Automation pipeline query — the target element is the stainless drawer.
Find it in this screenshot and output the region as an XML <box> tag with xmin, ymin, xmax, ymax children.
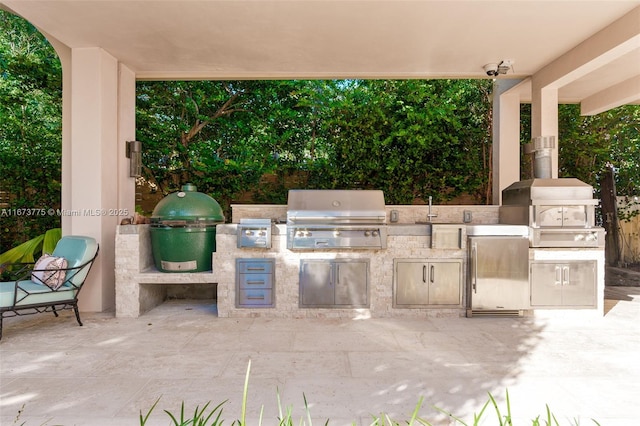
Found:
<box><xmin>236</xmin><ymin>258</ymin><xmax>275</xmax><ymax>308</ymax></box>
<box><xmin>237</xmin><ymin>260</ymin><xmax>274</xmax><ymax>274</ymax></box>
<box><xmin>238</xmin><ymin>289</ymin><xmax>273</xmax><ymax>306</ymax></box>
<box><xmin>238</xmin><ymin>273</ymin><xmax>273</xmax><ymax>289</ymax></box>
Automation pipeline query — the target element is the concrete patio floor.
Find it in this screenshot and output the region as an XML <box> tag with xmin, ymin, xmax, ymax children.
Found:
<box><xmin>1</xmin><ymin>287</ymin><xmax>639</xmax><ymax>426</ymax></box>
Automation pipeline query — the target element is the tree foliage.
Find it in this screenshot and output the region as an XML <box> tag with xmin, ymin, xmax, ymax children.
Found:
<box><xmin>0</xmin><ymin>11</ymin><xmax>62</xmax><ymax>252</ymax></box>
<box><xmin>136</xmin><ymin>78</ymin><xmax>494</xmax><ymax>215</ymax></box>
<box><xmin>520</xmin><ymin>103</ymin><xmax>640</xmax><ymax>195</ymax></box>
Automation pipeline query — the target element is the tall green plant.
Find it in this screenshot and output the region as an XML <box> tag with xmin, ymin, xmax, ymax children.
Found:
<box><xmin>0</xmin><ymin>227</ymin><xmax>61</xmax><ymax>265</ymax></box>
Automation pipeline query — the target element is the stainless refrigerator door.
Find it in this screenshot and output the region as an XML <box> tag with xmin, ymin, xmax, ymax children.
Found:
<box><xmin>469</xmin><ymin>236</ymin><xmax>530</xmax><ymax>310</ymax></box>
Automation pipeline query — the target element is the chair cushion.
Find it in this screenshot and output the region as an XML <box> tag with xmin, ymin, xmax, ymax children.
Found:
<box><xmin>0</xmin><ymin>280</ymin><xmax>76</xmax><ymax>309</ymax></box>
<box><xmin>32</xmin><ymin>254</ymin><xmax>68</xmax><ymax>290</ymax></box>
<box><xmin>52</xmin><ymin>236</ymin><xmax>98</xmax><ymax>287</ymax></box>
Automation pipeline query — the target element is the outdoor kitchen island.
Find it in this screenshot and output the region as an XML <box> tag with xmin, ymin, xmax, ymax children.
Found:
<box><xmin>213</xmin><ymin>219</ymin><xmax>468</xmax><ymax>319</ymax></box>
<box><xmin>115</xmin><ymin>188</ymin><xmax>605</xmax><ymax>318</ymax></box>
<box><xmin>211</xmin><ymin>194</ymin><xmax>605</xmax><ymax>319</ymax></box>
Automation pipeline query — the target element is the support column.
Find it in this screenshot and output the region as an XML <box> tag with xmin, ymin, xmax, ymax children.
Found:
<box><xmin>530</xmin><ymin>82</ymin><xmax>559</xmax><ymax>178</ymax></box>
<box><xmin>492</xmin><ymin>79</ymin><xmax>523</xmax><ymax>205</ymax></box>
<box><xmin>57</xmin><ymin>47</ymin><xmax>136</xmax><ymax>312</ymax></box>
<box><xmin>118</xmin><ymin>64</ymin><xmax>137</xmax><ymax>215</ymax></box>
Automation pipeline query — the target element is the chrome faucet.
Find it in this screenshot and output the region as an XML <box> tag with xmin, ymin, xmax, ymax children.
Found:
<box><xmin>427</xmin><ymin>196</ymin><xmax>438</xmax><ymax>222</ymax></box>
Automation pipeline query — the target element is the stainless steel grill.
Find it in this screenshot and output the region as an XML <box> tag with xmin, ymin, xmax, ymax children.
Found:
<box><xmin>237</xmin><ymin>218</ymin><xmax>272</xmax><ymax>248</ymax></box>
<box><xmin>499</xmin><ymin>178</ymin><xmax>605</xmax><ymax>247</ymax></box>
<box><xmin>286</xmin><ymin>190</ymin><xmax>387</xmax><ymax>250</ymax></box>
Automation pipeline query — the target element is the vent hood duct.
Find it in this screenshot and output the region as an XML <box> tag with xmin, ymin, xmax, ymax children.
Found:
<box><xmin>525</xmin><ymin>136</ymin><xmax>555</xmax><ymax>179</ymax></box>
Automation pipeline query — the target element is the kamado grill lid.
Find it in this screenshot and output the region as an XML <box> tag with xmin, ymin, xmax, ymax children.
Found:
<box><xmin>151</xmin><ymin>183</ymin><xmax>225</xmax><ymax>226</ymax></box>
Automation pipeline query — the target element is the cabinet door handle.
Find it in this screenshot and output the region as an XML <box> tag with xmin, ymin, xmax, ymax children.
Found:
<box><xmin>246</xmin><ymin>280</ymin><xmax>265</xmax><ymax>285</ymax></box>
<box><xmin>247</xmin><ymin>267</ymin><xmax>265</xmax><ymax>271</ymax></box>
<box><xmin>563</xmin><ymin>266</ymin><xmax>570</xmax><ymax>285</ymax></box>
<box><xmin>555</xmin><ymin>266</ymin><xmax>562</xmax><ymax>286</ymax></box>
<box><xmin>430</xmin><ymin>265</ymin><xmax>435</xmax><ymax>284</ymax></box>
<box><xmin>247</xmin><ymin>295</ymin><xmax>265</xmax><ymax>300</ymax></box>
<box><xmin>423</xmin><ymin>265</ymin><xmax>427</xmax><ymax>283</ymax></box>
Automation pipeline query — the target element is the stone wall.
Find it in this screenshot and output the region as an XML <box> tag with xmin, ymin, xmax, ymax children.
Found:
<box><xmin>115</xmin><ymin>225</ymin><xmax>217</xmax><ymax>317</ymax></box>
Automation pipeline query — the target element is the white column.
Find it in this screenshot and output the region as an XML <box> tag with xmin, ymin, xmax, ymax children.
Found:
<box><xmin>492</xmin><ymin>79</ymin><xmax>523</xmax><ymax>205</ymax></box>
<box><xmin>60</xmin><ymin>47</ymin><xmax>132</xmax><ymax>312</ymax></box>
<box><xmin>118</xmin><ymin>64</ymin><xmax>137</xmax><ymax>215</ymax></box>
<box><xmin>531</xmin><ymin>81</ymin><xmax>559</xmax><ymax>178</ymax></box>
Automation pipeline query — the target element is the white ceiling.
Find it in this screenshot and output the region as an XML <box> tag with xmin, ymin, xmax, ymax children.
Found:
<box><xmin>2</xmin><ymin>0</ymin><xmax>640</xmax><ymax>108</ymax></box>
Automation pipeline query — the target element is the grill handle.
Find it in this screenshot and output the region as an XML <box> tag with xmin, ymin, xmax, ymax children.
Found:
<box><xmin>471</xmin><ymin>243</ymin><xmax>478</xmax><ymax>294</ymax></box>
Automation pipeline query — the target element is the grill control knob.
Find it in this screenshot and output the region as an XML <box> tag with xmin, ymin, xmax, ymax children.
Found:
<box><xmin>245</xmin><ymin>230</ymin><xmax>253</xmax><ymax>236</ymax></box>
<box><xmin>372</xmin><ymin>230</ymin><xmax>379</xmax><ymax>237</ymax></box>
<box><xmin>364</xmin><ymin>231</ymin><xmax>371</xmax><ymax>237</ymax></box>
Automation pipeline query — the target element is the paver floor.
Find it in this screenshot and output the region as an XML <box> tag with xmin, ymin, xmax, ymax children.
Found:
<box><xmin>1</xmin><ymin>287</ymin><xmax>639</xmax><ymax>425</ymax></box>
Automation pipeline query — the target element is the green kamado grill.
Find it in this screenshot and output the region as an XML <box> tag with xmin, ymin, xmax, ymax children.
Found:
<box><xmin>150</xmin><ymin>184</ymin><xmax>225</xmax><ymax>272</ymax></box>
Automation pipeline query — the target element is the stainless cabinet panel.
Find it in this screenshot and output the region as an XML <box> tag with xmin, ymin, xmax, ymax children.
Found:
<box><xmin>394</xmin><ymin>260</ymin><xmax>462</xmax><ymax>307</ymax></box>
<box><xmin>300</xmin><ymin>261</ymin><xmax>334</xmax><ymax>306</ymax></box>
<box><xmin>430</xmin><ymin>262</ymin><xmax>462</xmax><ymax>305</ymax></box>
<box><xmin>431</xmin><ymin>224</ymin><xmax>466</xmax><ymax>249</ymax></box>
<box><xmin>395</xmin><ymin>262</ymin><xmax>430</xmax><ymax>305</ymax></box>
<box><xmin>530</xmin><ymin>261</ymin><xmax>596</xmax><ymax>307</ymax></box>
<box><xmin>529</xmin><ymin>262</ymin><xmax>563</xmax><ymax>306</ymax></box>
<box><xmin>334</xmin><ymin>261</ymin><xmax>368</xmax><ymax>306</ymax></box>
<box><xmin>300</xmin><ymin>259</ymin><xmax>369</xmax><ymax>307</ymax></box>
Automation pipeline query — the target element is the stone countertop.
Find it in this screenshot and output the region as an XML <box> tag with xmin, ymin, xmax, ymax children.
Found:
<box><xmin>215</xmin><ymin>223</ymin><xmax>433</xmax><ymax>236</ymax></box>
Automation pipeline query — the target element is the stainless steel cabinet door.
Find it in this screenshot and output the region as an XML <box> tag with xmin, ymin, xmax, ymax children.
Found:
<box><xmin>429</xmin><ymin>262</ymin><xmax>462</xmax><ymax>305</ymax></box>
<box><xmin>300</xmin><ymin>260</ymin><xmax>333</xmax><ymax>306</ymax></box>
<box><xmin>300</xmin><ymin>259</ymin><xmax>369</xmax><ymax>307</ymax></box>
<box><xmin>395</xmin><ymin>260</ymin><xmax>461</xmax><ymax>307</ymax></box>
<box><xmin>562</xmin><ymin>261</ymin><xmax>596</xmax><ymax>306</ymax></box>
<box><xmin>395</xmin><ymin>262</ymin><xmax>430</xmax><ymax>306</ymax></box>
<box><xmin>529</xmin><ymin>262</ymin><xmax>563</xmax><ymax>306</ymax></box>
<box><xmin>334</xmin><ymin>261</ymin><xmax>368</xmax><ymax>306</ymax></box>
<box><xmin>530</xmin><ymin>261</ymin><xmax>596</xmax><ymax>307</ymax></box>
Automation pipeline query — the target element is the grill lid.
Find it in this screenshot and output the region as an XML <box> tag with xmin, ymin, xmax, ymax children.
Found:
<box><xmin>287</xmin><ymin>189</ymin><xmax>386</xmax><ymax>224</ymax></box>
<box><xmin>502</xmin><ymin>178</ymin><xmax>597</xmax><ymax>206</ymax></box>
<box><xmin>151</xmin><ymin>183</ymin><xmax>225</xmax><ymax>226</ymax></box>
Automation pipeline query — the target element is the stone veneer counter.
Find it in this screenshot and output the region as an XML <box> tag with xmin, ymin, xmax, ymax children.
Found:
<box><xmin>213</xmin><ymin>223</ymin><xmax>467</xmax><ymax>318</ymax></box>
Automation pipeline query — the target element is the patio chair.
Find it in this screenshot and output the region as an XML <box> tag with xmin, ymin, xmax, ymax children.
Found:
<box><xmin>0</xmin><ymin>236</ymin><xmax>99</xmax><ymax>340</ymax></box>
